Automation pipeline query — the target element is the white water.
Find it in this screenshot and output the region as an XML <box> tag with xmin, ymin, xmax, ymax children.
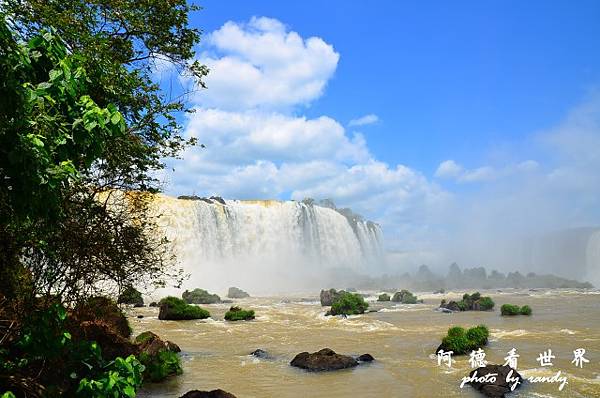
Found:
<box><xmin>152</xmin><ymin>195</ymin><xmax>383</xmax><ymax>294</ymax></box>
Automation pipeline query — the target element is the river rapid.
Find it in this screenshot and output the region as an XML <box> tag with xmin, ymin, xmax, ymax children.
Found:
<box><xmin>133</xmin><ymin>289</ymin><xmax>600</xmax><ymax>398</ymax></box>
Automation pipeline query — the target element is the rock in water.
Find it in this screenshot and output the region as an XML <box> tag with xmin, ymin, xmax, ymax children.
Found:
<box><xmin>357</xmin><ymin>353</ymin><xmax>375</xmax><ymax>362</ymax></box>
<box><xmin>467</xmin><ymin>365</ymin><xmax>523</xmax><ymax>398</ymax></box>
<box><xmin>290</xmin><ymin>348</ymin><xmax>358</xmax><ymax>371</ymax></box>
<box><xmin>320</xmin><ymin>288</ymin><xmax>345</xmax><ymax>306</ymax></box>
<box><xmin>180</xmin><ymin>390</ymin><xmax>237</xmax><ymax>398</ymax></box>
<box><xmin>135</xmin><ymin>331</ymin><xmax>181</xmax><ymax>355</ymax></box>
<box><xmin>250</xmin><ymin>349</ymin><xmax>272</xmax><ymax>359</ymax></box>
<box><xmin>227</xmin><ymin>287</ymin><xmax>250</xmax><ymax>299</ymax></box>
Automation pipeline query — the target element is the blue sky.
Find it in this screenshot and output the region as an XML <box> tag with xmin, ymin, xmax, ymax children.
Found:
<box><xmin>160</xmin><ymin>1</ymin><xmax>600</xmax><ymax>268</ymax></box>
<box><xmin>192</xmin><ymin>0</ymin><xmax>600</xmax><ymax>175</ymax></box>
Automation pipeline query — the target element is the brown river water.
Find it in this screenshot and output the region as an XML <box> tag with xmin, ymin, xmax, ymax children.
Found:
<box><xmin>132</xmin><ymin>289</ymin><xmax>600</xmax><ymax>398</ymax></box>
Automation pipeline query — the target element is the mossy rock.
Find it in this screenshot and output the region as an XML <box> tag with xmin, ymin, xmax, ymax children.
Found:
<box><xmin>182</xmin><ymin>288</ymin><xmax>220</xmax><ymax>304</ymax></box>
<box><xmin>73</xmin><ymin>296</ymin><xmax>131</xmax><ymax>338</ymax></box>
<box><xmin>326</xmin><ymin>292</ymin><xmax>369</xmax><ymax>316</ymax></box>
<box><xmin>138</xmin><ymin>350</ymin><xmax>182</xmax><ymax>382</ymax></box>
<box><xmin>224</xmin><ymin>306</ymin><xmax>255</xmax><ymax>321</ymax></box>
<box><xmin>391</xmin><ymin>289</ymin><xmax>418</xmax><ymax>304</ymax></box>
<box><xmin>501</xmin><ymin>304</ymin><xmax>532</xmax><ymax>316</ymax></box>
<box><xmin>437</xmin><ymin>325</ymin><xmax>489</xmax><ymax>355</ymax></box>
<box><xmin>377</xmin><ymin>293</ymin><xmax>391</xmax><ymax>302</ymax></box>
<box><xmin>227</xmin><ymin>287</ymin><xmax>250</xmax><ymax>299</ymax></box>
<box><xmin>158</xmin><ymin>296</ymin><xmax>211</xmax><ymax>320</ymax></box>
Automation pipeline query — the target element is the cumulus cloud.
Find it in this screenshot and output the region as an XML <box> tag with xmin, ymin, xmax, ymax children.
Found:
<box><xmin>166</xmin><ymin>16</ymin><xmax>600</xmax><ymax>282</ymax></box>
<box><xmin>192</xmin><ymin>16</ymin><xmax>339</xmax><ymax>111</ymax></box>
<box><xmin>348</xmin><ymin>114</ymin><xmax>379</xmax><ymax>127</ymax></box>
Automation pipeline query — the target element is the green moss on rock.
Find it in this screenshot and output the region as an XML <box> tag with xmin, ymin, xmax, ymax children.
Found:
<box><xmin>224</xmin><ymin>306</ymin><xmax>255</xmax><ymax>321</ymax></box>
<box><xmin>501</xmin><ymin>303</ymin><xmax>532</xmax><ymax>316</ymax></box>
<box><xmin>391</xmin><ymin>289</ymin><xmax>419</xmax><ymax>304</ymax></box>
<box><xmin>158</xmin><ymin>296</ymin><xmax>210</xmax><ymax>320</ymax></box>
<box><xmin>377</xmin><ymin>293</ymin><xmax>391</xmax><ymax>302</ymax></box>
<box><xmin>438</xmin><ymin>325</ymin><xmax>489</xmax><ymax>355</ymax></box>
<box><xmin>181</xmin><ymin>288</ymin><xmax>220</xmax><ymax>304</ymax></box>
<box><xmin>326</xmin><ymin>292</ymin><xmax>369</xmax><ymax>316</ymax></box>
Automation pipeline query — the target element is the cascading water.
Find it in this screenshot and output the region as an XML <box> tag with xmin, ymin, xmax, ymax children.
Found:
<box><xmin>152</xmin><ymin>195</ymin><xmax>383</xmax><ymax>294</ymax></box>
<box><xmin>586</xmin><ymin>230</ymin><xmax>600</xmax><ymax>285</ymax></box>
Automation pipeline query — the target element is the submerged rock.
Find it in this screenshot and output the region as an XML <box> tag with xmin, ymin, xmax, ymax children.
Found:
<box><xmin>467</xmin><ymin>364</ymin><xmax>523</xmax><ymax>398</ymax></box>
<box><xmin>180</xmin><ymin>390</ymin><xmax>237</xmax><ymax>398</ymax></box>
<box><xmin>290</xmin><ymin>348</ymin><xmax>358</xmax><ymax>371</ymax></box>
<box><xmin>227</xmin><ymin>287</ymin><xmax>250</xmax><ymax>299</ymax></box>
<box><xmin>250</xmin><ymin>349</ymin><xmax>272</xmax><ymax>359</ymax></box>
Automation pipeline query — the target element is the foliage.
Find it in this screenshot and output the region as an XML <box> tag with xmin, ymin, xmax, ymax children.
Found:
<box><xmin>377</xmin><ymin>293</ymin><xmax>391</xmax><ymax>302</ymax></box>
<box><xmin>118</xmin><ymin>286</ymin><xmax>144</xmax><ymax>306</ymax></box>
<box><xmin>0</xmin><ymin>304</ymin><xmax>143</xmax><ymax>397</ymax></box>
<box><xmin>158</xmin><ymin>297</ymin><xmax>210</xmax><ymax>320</ymax></box>
<box><xmin>477</xmin><ymin>296</ymin><xmax>495</xmax><ymax>310</ymax></box>
<box><xmin>448</xmin><ymin>292</ymin><xmax>495</xmax><ymax>311</ymax></box>
<box><xmin>327</xmin><ymin>293</ymin><xmax>369</xmax><ymax>316</ymax></box>
<box><xmin>137</xmin><ymin>350</ymin><xmax>182</xmax><ymax>383</ymax></box>
<box><xmin>1</xmin><ymin>392</ymin><xmax>16</xmax><ymax>398</ymax></box>
<box><xmin>76</xmin><ymin>355</ymin><xmax>144</xmax><ymax>397</ymax></box>
<box><xmin>182</xmin><ymin>288</ymin><xmax>220</xmax><ymax>304</ymax></box>
<box><xmin>520</xmin><ymin>305</ymin><xmax>532</xmax><ymax>315</ymax></box>
<box><xmin>501</xmin><ymin>304</ymin><xmax>532</xmax><ymax>316</ymax></box>
<box><xmin>224</xmin><ymin>306</ymin><xmax>255</xmax><ymax>321</ymax></box>
<box><xmin>392</xmin><ymin>289</ymin><xmax>419</xmax><ymax>304</ymax></box>
<box><xmin>440</xmin><ymin>325</ymin><xmax>489</xmax><ymax>355</ymax></box>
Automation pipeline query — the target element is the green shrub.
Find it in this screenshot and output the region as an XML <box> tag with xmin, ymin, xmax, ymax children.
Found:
<box><xmin>158</xmin><ymin>296</ymin><xmax>210</xmax><ymax>320</ymax></box>
<box><xmin>392</xmin><ymin>289</ymin><xmax>418</xmax><ymax>304</ymax></box>
<box><xmin>520</xmin><ymin>305</ymin><xmax>532</xmax><ymax>315</ymax></box>
<box><xmin>327</xmin><ymin>292</ymin><xmax>369</xmax><ymax>316</ymax></box>
<box><xmin>117</xmin><ymin>286</ymin><xmax>144</xmax><ymax>306</ymax></box>
<box><xmin>182</xmin><ymin>288</ymin><xmax>220</xmax><ymax>304</ymax></box>
<box><xmin>501</xmin><ymin>304</ymin><xmax>521</xmax><ymax>316</ymax></box>
<box><xmin>477</xmin><ymin>296</ymin><xmax>495</xmax><ymax>310</ymax></box>
<box><xmin>138</xmin><ymin>350</ymin><xmax>182</xmax><ymax>382</ymax></box>
<box><xmin>439</xmin><ymin>325</ymin><xmax>489</xmax><ymax>355</ymax></box>
<box><xmin>378</xmin><ymin>293</ymin><xmax>391</xmax><ymax>302</ymax></box>
<box><xmin>77</xmin><ymin>355</ymin><xmax>144</xmax><ymax>397</ymax></box>
<box><xmin>224</xmin><ymin>306</ymin><xmax>255</xmax><ymax>321</ymax></box>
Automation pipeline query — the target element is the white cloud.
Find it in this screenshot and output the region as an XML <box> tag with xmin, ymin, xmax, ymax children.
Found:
<box><xmin>193</xmin><ymin>17</ymin><xmax>339</xmax><ymax>111</ymax></box>
<box><xmin>435</xmin><ymin>160</ymin><xmax>463</xmax><ymax>179</ymax></box>
<box><xmin>348</xmin><ymin>114</ymin><xmax>379</xmax><ymax>127</ymax></box>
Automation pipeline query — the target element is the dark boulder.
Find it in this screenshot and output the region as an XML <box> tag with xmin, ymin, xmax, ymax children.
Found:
<box><xmin>467</xmin><ymin>364</ymin><xmax>523</xmax><ymax>398</ymax></box>
<box><xmin>290</xmin><ymin>348</ymin><xmax>358</xmax><ymax>371</ymax></box>
<box><xmin>319</xmin><ymin>289</ymin><xmax>345</xmax><ymax>306</ymax></box>
<box><xmin>441</xmin><ymin>300</ymin><xmax>462</xmax><ymax>312</ymax></box>
<box><xmin>357</xmin><ymin>353</ymin><xmax>375</xmax><ymax>362</ymax></box>
<box><xmin>210</xmin><ymin>196</ymin><xmax>227</xmax><ymax>205</ymax></box>
<box><xmin>180</xmin><ymin>390</ymin><xmax>237</xmax><ymax>398</ymax></box>
<box><xmin>72</xmin><ymin>321</ymin><xmax>137</xmax><ymax>360</ymax></box>
<box><xmin>135</xmin><ymin>331</ymin><xmax>181</xmax><ymax>355</ymax></box>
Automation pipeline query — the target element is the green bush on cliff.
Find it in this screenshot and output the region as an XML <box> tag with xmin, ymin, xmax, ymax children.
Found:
<box><xmin>378</xmin><ymin>293</ymin><xmax>391</xmax><ymax>302</ymax></box>
<box><xmin>327</xmin><ymin>292</ymin><xmax>369</xmax><ymax>316</ymax></box>
<box><xmin>501</xmin><ymin>304</ymin><xmax>532</xmax><ymax>316</ymax></box>
<box><xmin>158</xmin><ymin>297</ymin><xmax>210</xmax><ymax>320</ymax></box>
<box><xmin>182</xmin><ymin>288</ymin><xmax>221</xmax><ymax>304</ymax></box>
<box><xmin>224</xmin><ymin>306</ymin><xmax>255</xmax><ymax>321</ymax></box>
<box><xmin>440</xmin><ymin>325</ymin><xmax>489</xmax><ymax>355</ymax></box>
<box><xmin>477</xmin><ymin>296</ymin><xmax>495</xmax><ymax>310</ymax></box>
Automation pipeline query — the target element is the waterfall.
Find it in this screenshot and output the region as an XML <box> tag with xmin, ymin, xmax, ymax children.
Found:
<box><xmin>152</xmin><ymin>195</ymin><xmax>383</xmax><ymax>293</ymax></box>
<box><xmin>586</xmin><ymin>230</ymin><xmax>600</xmax><ymax>284</ymax></box>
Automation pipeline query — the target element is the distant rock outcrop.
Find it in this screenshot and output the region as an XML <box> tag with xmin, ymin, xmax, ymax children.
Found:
<box><xmin>227</xmin><ymin>287</ymin><xmax>250</xmax><ymax>299</ymax></box>
<box><xmin>182</xmin><ymin>288</ymin><xmax>221</xmax><ymax>304</ymax></box>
